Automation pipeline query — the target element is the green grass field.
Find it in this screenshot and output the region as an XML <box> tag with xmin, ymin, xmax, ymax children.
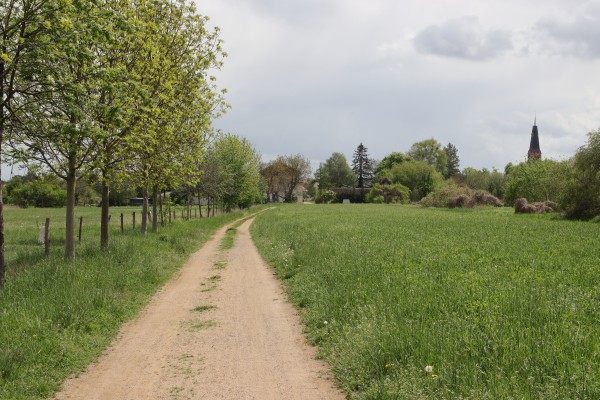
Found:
<box><xmin>0</xmin><ymin>204</ymin><xmax>250</xmax><ymax>400</ymax></box>
<box><xmin>251</xmin><ymin>204</ymin><xmax>600</xmax><ymax>399</ymax></box>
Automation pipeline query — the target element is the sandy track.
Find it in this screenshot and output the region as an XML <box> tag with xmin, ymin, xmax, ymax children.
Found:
<box><xmin>54</xmin><ymin>217</ymin><xmax>344</xmax><ymax>400</ymax></box>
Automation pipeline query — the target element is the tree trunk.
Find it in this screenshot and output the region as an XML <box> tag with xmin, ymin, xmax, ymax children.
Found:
<box><xmin>152</xmin><ymin>188</ymin><xmax>159</xmax><ymax>232</ymax></box>
<box><xmin>0</xmin><ymin>64</ymin><xmax>6</xmax><ymax>287</ymax></box>
<box><xmin>198</xmin><ymin>191</ymin><xmax>203</xmax><ymax>218</ymax></box>
<box><xmin>0</xmin><ymin>143</ymin><xmax>4</xmax><ymax>287</ymax></box>
<box><xmin>141</xmin><ymin>181</ymin><xmax>149</xmax><ymax>235</ymax></box>
<box><xmin>159</xmin><ymin>192</ymin><xmax>164</xmax><ymax>226</ymax></box>
<box><xmin>65</xmin><ymin>169</ymin><xmax>77</xmax><ymax>260</ymax></box>
<box><xmin>100</xmin><ymin>179</ymin><xmax>110</xmax><ymax>249</ymax></box>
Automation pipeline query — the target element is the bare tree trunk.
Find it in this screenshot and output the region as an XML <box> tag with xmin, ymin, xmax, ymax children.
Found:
<box><xmin>100</xmin><ymin>179</ymin><xmax>110</xmax><ymax>249</ymax></box>
<box><xmin>65</xmin><ymin>168</ymin><xmax>77</xmax><ymax>260</ymax></box>
<box><xmin>152</xmin><ymin>187</ymin><xmax>159</xmax><ymax>232</ymax></box>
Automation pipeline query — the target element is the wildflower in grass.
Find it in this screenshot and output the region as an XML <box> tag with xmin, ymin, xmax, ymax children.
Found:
<box><xmin>324</xmin><ymin>320</ymin><xmax>328</xmax><ymax>325</ymax></box>
<box><xmin>425</xmin><ymin>365</ymin><xmax>433</xmax><ymax>374</ymax></box>
<box><xmin>385</xmin><ymin>363</ymin><xmax>394</xmax><ymax>369</ymax></box>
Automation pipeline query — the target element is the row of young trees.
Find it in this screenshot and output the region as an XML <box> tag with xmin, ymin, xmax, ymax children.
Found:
<box><xmin>0</xmin><ymin>0</ymin><xmax>241</xmax><ymax>286</ymax></box>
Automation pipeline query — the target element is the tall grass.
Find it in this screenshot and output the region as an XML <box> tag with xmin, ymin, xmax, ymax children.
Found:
<box><xmin>0</xmin><ymin>205</ymin><xmax>254</xmax><ymax>400</ymax></box>
<box><xmin>251</xmin><ymin>204</ymin><xmax>600</xmax><ymax>399</ymax></box>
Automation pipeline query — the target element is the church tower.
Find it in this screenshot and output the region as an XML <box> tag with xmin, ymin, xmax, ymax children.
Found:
<box><xmin>527</xmin><ymin>117</ymin><xmax>541</xmax><ymax>161</ymax></box>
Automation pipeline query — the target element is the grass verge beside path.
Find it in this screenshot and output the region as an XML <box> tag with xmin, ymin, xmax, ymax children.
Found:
<box><xmin>0</xmin><ymin>206</ymin><xmax>260</xmax><ymax>400</ymax></box>
<box><xmin>251</xmin><ymin>204</ymin><xmax>600</xmax><ymax>399</ymax></box>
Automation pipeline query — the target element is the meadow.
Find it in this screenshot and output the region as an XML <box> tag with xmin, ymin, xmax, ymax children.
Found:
<box><xmin>251</xmin><ymin>204</ymin><xmax>600</xmax><ymax>399</ymax></box>
<box><xmin>0</xmin><ymin>204</ymin><xmax>252</xmax><ymax>400</ymax></box>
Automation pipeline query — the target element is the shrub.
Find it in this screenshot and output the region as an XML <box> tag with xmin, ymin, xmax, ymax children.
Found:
<box><xmin>468</xmin><ymin>190</ymin><xmax>502</xmax><ymax>207</ymax></box>
<box><xmin>330</xmin><ymin>187</ymin><xmax>369</xmax><ymax>204</ymax></box>
<box><xmin>366</xmin><ymin>183</ymin><xmax>410</xmax><ymax>204</ymax></box>
<box><xmin>504</xmin><ymin>159</ymin><xmax>572</xmax><ymax>206</ymax></box>
<box><xmin>9</xmin><ymin>180</ymin><xmax>67</xmax><ymax>208</ymax></box>
<box><xmin>420</xmin><ymin>185</ymin><xmax>502</xmax><ymax>208</ymax></box>
<box><xmin>514</xmin><ymin>198</ymin><xmax>560</xmax><ymax>214</ymax></box>
<box><xmin>419</xmin><ymin>183</ymin><xmax>469</xmax><ymax>208</ymax></box>
<box><xmin>561</xmin><ymin>130</ymin><xmax>600</xmax><ymax>220</ymax></box>
<box><xmin>450</xmin><ymin>194</ymin><xmax>469</xmax><ymax>208</ymax></box>
<box><xmin>315</xmin><ymin>190</ymin><xmax>336</xmax><ymax>204</ymax></box>
<box><xmin>514</xmin><ymin>198</ymin><xmax>529</xmax><ymax>213</ymax></box>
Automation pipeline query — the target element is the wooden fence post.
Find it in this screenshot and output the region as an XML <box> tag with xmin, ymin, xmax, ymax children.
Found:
<box><xmin>133</xmin><ymin>212</ymin><xmax>136</xmax><ymax>229</ymax></box>
<box><xmin>169</xmin><ymin>208</ymin><xmax>172</xmax><ymax>224</ymax></box>
<box><xmin>120</xmin><ymin>213</ymin><xmax>124</xmax><ymax>233</ymax></box>
<box><xmin>78</xmin><ymin>216</ymin><xmax>83</xmax><ymax>243</ymax></box>
<box><xmin>44</xmin><ymin>218</ymin><xmax>50</xmax><ymax>256</ymax></box>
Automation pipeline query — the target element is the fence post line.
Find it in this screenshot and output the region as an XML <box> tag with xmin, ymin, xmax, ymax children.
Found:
<box><xmin>44</xmin><ymin>218</ymin><xmax>50</xmax><ymax>256</ymax></box>
<box><xmin>133</xmin><ymin>212</ymin><xmax>136</xmax><ymax>229</ymax></box>
<box><xmin>78</xmin><ymin>216</ymin><xmax>83</xmax><ymax>244</ymax></box>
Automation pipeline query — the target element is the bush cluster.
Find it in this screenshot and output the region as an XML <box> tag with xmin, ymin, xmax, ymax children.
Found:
<box><xmin>330</xmin><ymin>187</ymin><xmax>369</xmax><ymax>203</ymax></box>
<box><xmin>514</xmin><ymin>198</ymin><xmax>559</xmax><ymax>214</ymax></box>
<box><xmin>9</xmin><ymin>180</ymin><xmax>67</xmax><ymax>208</ymax></box>
<box><xmin>366</xmin><ymin>182</ymin><xmax>410</xmax><ymax>204</ymax></box>
<box><xmin>420</xmin><ymin>185</ymin><xmax>502</xmax><ymax>208</ymax></box>
<box><xmin>314</xmin><ymin>190</ymin><xmax>336</xmax><ymax>204</ymax></box>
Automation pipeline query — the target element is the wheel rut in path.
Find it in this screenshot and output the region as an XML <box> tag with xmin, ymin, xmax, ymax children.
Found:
<box><xmin>54</xmin><ymin>217</ymin><xmax>344</xmax><ymax>400</ymax></box>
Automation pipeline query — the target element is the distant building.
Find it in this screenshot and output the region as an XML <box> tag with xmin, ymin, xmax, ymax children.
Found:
<box><xmin>128</xmin><ymin>198</ymin><xmax>152</xmax><ymax>206</ymax></box>
<box><xmin>527</xmin><ymin>118</ymin><xmax>542</xmax><ymax>161</ymax></box>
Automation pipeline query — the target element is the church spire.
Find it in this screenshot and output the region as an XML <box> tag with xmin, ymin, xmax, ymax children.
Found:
<box><xmin>527</xmin><ymin>117</ymin><xmax>541</xmax><ymax>161</ymax></box>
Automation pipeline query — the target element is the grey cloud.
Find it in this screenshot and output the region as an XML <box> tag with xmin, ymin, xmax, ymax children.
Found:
<box><xmin>413</xmin><ymin>16</ymin><xmax>513</xmax><ymax>61</ymax></box>
<box><xmin>536</xmin><ymin>11</ymin><xmax>600</xmax><ymax>59</ymax></box>
<box><xmin>243</xmin><ymin>0</ymin><xmax>336</xmax><ymax>24</ymax></box>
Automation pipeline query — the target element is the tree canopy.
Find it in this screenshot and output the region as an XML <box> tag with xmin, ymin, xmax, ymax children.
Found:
<box><xmin>321</xmin><ymin>152</ymin><xmax>355</xmax><ymax>188</ymax></box>
<box><xmin>503</xmin><ymin>159</ymin><xmax>571</xmax><ymax>206</ymax></box>
<box><xmin>261</xmin><ymin>154</ymin><xmax>311</xmax><ymax>202</ymax></box>
<box><xmin>561</xmin><ymin>129</ymin><xmax>600</xmax><ymax>219</ymax></box>
<box><xmin>407</xmin><ymin>138</ymin><xmax>448</xmax><ymax>177</ymax></box>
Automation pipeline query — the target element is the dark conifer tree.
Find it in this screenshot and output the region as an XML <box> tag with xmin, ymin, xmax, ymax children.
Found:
<box><xmin>352</xmin><ymin>143</ymin><xmax>375</xmax><ymax>188</ymax></box>
<box><xmin>444</xmin><ymin>143</ymin><xmax>461</xmax><ymax>179</ymax></box>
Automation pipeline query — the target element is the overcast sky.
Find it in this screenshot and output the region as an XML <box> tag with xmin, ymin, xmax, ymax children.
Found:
<box><xmin>199</xmin><ymin>0</ymin><xmax>600</xmax><ymax>172</ymax></box>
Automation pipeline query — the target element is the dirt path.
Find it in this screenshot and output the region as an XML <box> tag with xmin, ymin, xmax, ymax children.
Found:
<box><xmin>54</xmin><ymin>217</ymin><xmax>344</xmax><ymax>400</ymax></box>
